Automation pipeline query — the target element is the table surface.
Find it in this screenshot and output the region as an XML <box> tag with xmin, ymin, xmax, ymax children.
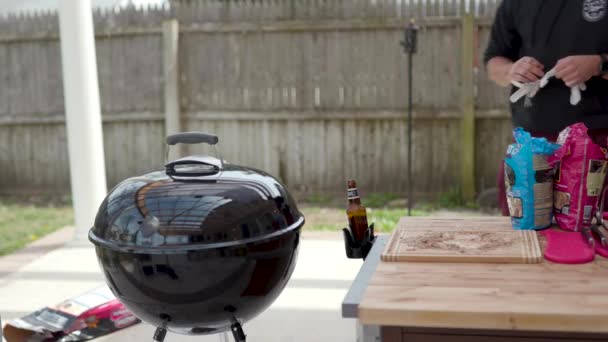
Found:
<box><xmin>344</xmin><ymin>216</ymin><xmax>608</xmax><ymax>334</ymax></box>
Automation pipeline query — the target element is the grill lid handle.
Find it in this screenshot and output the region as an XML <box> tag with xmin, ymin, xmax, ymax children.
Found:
<box><xmin>164</xmin><ymin>132</ymin><xmax>224</xmax><ymax>176</ymax></box>
<box><xmin>165</xmin><ymin>156</ymin><xmax>222</xmax><ymax>180</ymax></box>
<box><xmin>166</xmin><ymin>132</ymin><xmax>219</xmax><ymax>146</ymax></box>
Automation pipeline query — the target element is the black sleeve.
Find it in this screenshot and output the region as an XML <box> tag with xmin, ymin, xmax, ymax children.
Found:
<box><xmin>483</xmin><ymin>0</ymin><xmax>521</xmax><ymax>65</ymax></box>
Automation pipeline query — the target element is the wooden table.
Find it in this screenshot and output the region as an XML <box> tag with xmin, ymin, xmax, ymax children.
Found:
<box><xmin>342</xmin><ymin>217</ymin><xmax>608</xmax><ymax>342</ymax></box>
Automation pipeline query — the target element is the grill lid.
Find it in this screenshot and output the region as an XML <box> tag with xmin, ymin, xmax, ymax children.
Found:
<box><xmin>89</xmin><ymin>133</ymin><xmax>304</xmax><ymax>252</ymax></box>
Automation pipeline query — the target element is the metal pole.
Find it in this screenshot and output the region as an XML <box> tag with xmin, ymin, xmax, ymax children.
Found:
<box><xmin>59</xmin><ymin>0</ymin><xmax>107</xmax><ymax>241</ymax></box>
<box><xmin>401</xmin><ymin>20</ymin><xmax>418</xmax><ymax>217</ymax></box>
<box><xmin>407</xmin><ymin>50</ymin><xmax>413</xmax><ymax>217</ymax></box>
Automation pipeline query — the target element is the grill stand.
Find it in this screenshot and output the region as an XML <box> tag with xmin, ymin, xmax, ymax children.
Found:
<box><xmin>153</xmin><ymin>327</ymin><xmax>167</xmax><ymax>342</ymax></box>
<box><xmin>230</xmin><ymin>321</ymin><xmax>247</xmax><ymax>342</ymax></box>
<box><xmin>151</xmin><ymin>323</ymin><xmax>246</xmax><ymax>342</ymax></box>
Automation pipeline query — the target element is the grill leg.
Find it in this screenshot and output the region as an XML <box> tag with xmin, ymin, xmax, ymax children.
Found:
<box><xmin>153</xmin><ymin>327</ymin><xmax>167</xmax><ymax>342</ymax></box>
<box><xmin>230</xmin><ymin>321</ymin><xmax>246</xmax><ymax>342</ymax></box>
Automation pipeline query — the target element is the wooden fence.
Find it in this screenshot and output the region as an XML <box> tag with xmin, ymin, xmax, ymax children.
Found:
<box><xmin>0</xmin><ymin>1</ymin><xmax>502</xmax><ymax>33</ymax></box>
<box><xmin>0</xmin><ymin>0</ymin><xmax>512</xmax><ymax>199</ymax></box>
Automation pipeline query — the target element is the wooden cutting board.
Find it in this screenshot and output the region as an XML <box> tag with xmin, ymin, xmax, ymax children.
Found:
<box><xmin>382</xmin><ymin>217</ymin><xmax>543</xmax><ymax>264</ymax></box>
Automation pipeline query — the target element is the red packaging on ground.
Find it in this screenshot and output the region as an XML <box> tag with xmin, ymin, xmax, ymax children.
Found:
<box><xmin>3</xmin><ymin>286</ymin><xmax>139</xmax><ymax>342</ymax></box>
<box><xmin>551</xmin><ymin>123</ymin><xmax>608</xmax><ymax>231</ymax></box>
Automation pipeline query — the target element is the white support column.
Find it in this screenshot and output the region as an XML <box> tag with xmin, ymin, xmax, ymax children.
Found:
<box><xmin>163</xmin><ymin>19</ymin><xmax>182</xmax><ymax>160</ymax></box>
<box><xmin>59</xmin><ymin>0</ymin><xmax>107</xmax><ymax>241</ymax></box>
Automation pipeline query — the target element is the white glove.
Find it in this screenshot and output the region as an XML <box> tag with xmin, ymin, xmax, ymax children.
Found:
<box><xmin>510</xmin><ymin>67</ymin><xmax>586</xmax><ymax>106</ymax></box>
<box><xmin>540</xmin><ymin>67</ymin><xmax>586</xmax><ymax>106</ymax></box>
<box><xmin>509</xmin><ymin>80</ymin><xmax>541</xmax><ymax>103</ymax></box>
<box><xmin>569</xmin><ymin>82</ymin><xmax>586</xmax><ymax>106</ymax></box>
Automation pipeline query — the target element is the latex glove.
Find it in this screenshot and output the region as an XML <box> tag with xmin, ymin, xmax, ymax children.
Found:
<box><xmin>540</xmin><ymin>67</ymin><xmax>586</xmax><ymax>106</ymax></box>
<box><xmin>509</xmin><ymin>67</ymin><xmax>556</xmax><ymax>103</ymax></box>
<box><xmin>539</xmin><ymin>68</ymin><xmax>556</xmax><ymax>88</ymax></box>
<box><xmin>509</xmin><ymin>80</ymin><xmax>542</xmax><ymax>103</ymax></box>
<box><xmin>511</xmin><ymin>67</ymin><xmax>586</xmax><ymax>106</ymax></box>
<box><xmin>569</xmin><ymin>83</ymin><xmax>586</xmax><ymax>106</ymax></box>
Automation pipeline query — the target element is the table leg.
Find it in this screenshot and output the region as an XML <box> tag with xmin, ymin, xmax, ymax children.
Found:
<box><xmin>219</xmin><ymin>332</ymin><xmax>231</xmax><ymax>342</ymax></box>
<box><xmin>356</xmin><ymin>321</ymin><xmax>380</xmax><ymax>342</ymax></box>
<box><xmin>381</xmin><ymin>327</ymin><xmax>402</xmax><ymax>341</ymax></box>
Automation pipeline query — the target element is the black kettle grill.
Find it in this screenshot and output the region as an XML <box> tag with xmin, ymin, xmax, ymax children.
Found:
<box><xmin>89</xmin><ymin>133</ymin><xmax>304</xmax><ymax>342</ymax></box>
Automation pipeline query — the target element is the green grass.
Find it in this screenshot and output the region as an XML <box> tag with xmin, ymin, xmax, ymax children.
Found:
<box><xmin>368</xmin><ymin>208</ymin><xmax>432</xmax><ymax>232</ymax></box>
<box><xmin>300</xmin><ymin>206</ymin><xmax>434</xmax><ymax>233</ymax></box>
<box><xmin>364</xmin><ymin>192</ymin><xmax>401</xmax><ymax>208</ymax></box>
<box><xmin>304</xmin><ymin>193</ymin><xmax>333</xmax><ymax>206</ymax></box>
<box><xmin>436</xmin><ymin>186</ymin><xmax>480</xmax><ymax>210</ymax></box>
<box><xmin>300</xmin><ymin>188</ymin><xmax>488</xmax><ymax>233</ymax></box>
<box><xmin>0</xmin><ymin>188</ymin><xmax>485</xmax><ymax>255</ymax></box>
<box><xmin>0</xmin><ymin>200</ymin><xmax>73</xmax><ymax>256</ymax></box>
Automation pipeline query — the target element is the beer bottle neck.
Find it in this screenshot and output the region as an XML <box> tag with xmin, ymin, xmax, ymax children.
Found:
<box><xmin>348</xmin><ymin>197</ymin><xmax>362</xmax><ymax>205</ymax></box>
<box><xmin>347</xmin><ymin>187</ymin><xmax>361</xmax><ymax>204</ymax></box>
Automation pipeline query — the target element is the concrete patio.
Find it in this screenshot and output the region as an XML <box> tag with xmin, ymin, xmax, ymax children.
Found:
<box><xmin>0</xmin><ymin>228</ymin><xmax>362</xmax><ymax>342</ymax></box>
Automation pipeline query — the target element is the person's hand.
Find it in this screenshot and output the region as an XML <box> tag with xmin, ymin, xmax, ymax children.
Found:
<box><xmin>508</xmin><ymin>57</ymin><xmax>545</xmax><ymax>83</ymax></box>
<box><xmin>555</xmin><ymin>55</ymin><xmax>602</xmax><ymax>87</ymax></box>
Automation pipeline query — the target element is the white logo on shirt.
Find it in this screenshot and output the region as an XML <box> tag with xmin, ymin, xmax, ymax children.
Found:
<box><xmin>583</xmin><ymin>0</ymin><xmax>607</xmax><ymax>22</ymax></box>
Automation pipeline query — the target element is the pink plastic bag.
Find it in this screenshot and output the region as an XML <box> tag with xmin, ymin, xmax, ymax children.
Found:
<box><xmin>550</xmin><ymin>123</ymin><xmax>608</xmax><ymax>231</ymax></box>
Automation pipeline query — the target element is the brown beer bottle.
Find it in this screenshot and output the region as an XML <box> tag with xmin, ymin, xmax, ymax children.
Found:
<box><xmin>347</xmin><ymin>180</ymin><xmax>369</xmax><ymax>242</ymax></box>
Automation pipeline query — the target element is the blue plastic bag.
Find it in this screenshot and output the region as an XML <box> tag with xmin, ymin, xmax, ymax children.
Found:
<box><xmin>504</xmin><ymin>128</ymin><xmax>560</xmax><ymax>230</ymax></box>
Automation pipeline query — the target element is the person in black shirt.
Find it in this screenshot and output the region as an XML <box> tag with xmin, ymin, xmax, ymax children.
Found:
<box><xmin>484</xmin><ymin>0</ymin><xmax>608</xmax><ymax>215</ymax></box>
